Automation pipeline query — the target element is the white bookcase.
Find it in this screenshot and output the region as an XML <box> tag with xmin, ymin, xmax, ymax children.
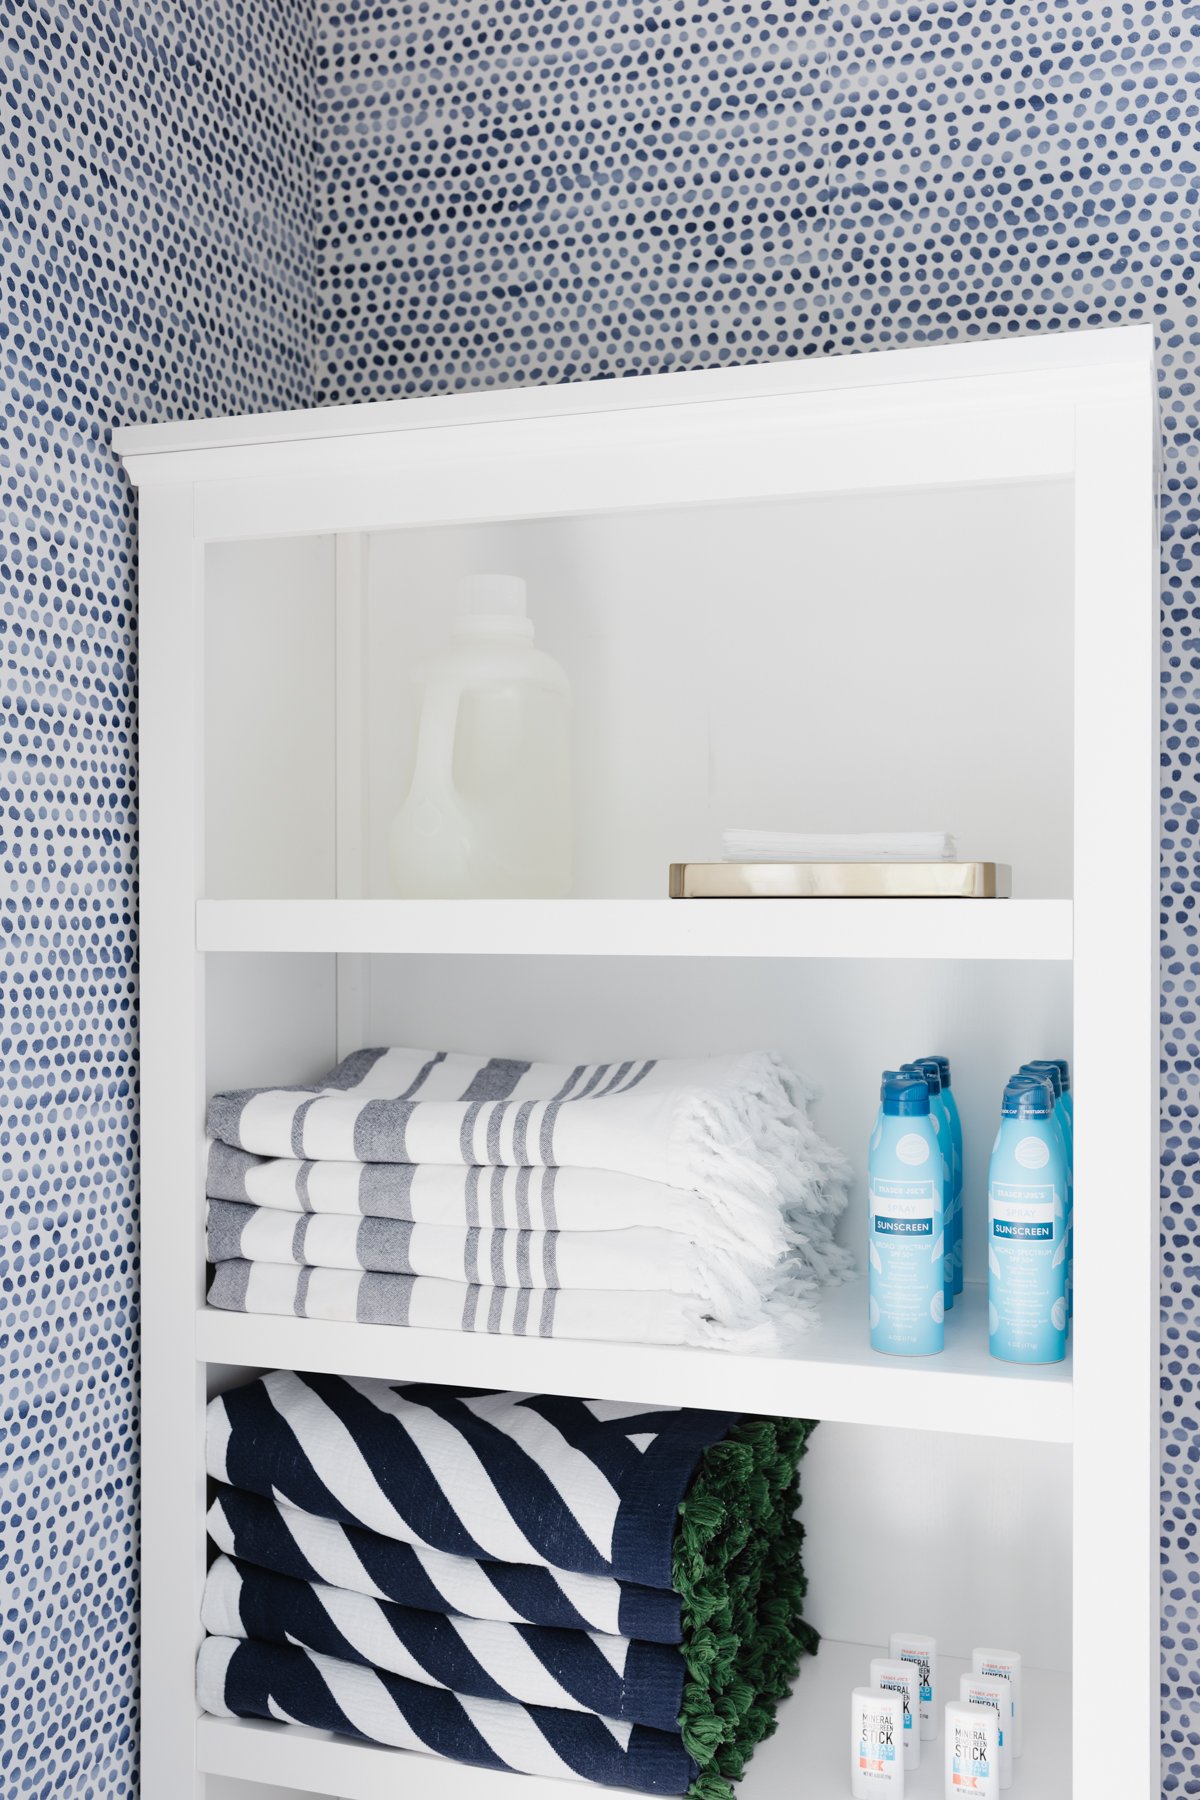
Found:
<box><xmin>117</xmin><ymin>327</ymin><xmax>1159</xmax><ymax>1800</ymax></box>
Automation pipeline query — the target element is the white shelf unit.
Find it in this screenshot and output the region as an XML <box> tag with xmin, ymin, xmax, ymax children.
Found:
<box><xmin>119</xmin><ymin>328</ymin><xmax>1158</xmax><ymax>1800</ymax></box>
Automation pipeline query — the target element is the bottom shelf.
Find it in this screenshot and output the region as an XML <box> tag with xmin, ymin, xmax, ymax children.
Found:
<box><xmin>195</xmin><ymin>1638</ymin><xmax>1069</xmax><ymax>1799</ymax></box>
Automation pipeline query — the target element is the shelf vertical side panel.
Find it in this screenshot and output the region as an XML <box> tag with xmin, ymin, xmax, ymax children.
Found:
<box><xmin>1070</xmin><ymin>375</ymin><xmax>1160</xmax><ymax>1795</ymax></box>
<box><xmin>137</xmin><ymin>482</ymin><xmax>208</xmax><ymax>1797</ymax></box>
<box><xmin>335</xmin><ymin>531</ymin><xmax>370</xmax><ymax>1058</ymax></box>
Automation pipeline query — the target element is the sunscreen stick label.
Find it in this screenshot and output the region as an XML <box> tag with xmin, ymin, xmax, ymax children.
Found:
<box><xmin>950</xmin><ymin>1723</ymin><xmax>994</xmax><ymax>1790</ymax></box>
<box><xmin>857</xmin><ymin>1726</ymin><xmax>897</xmax><ymax>1770</ymax></box>
<box><xmin>897</xmin><ymin>1647</ymin><xmax>932</xmax><ymax>1705</ymax></box>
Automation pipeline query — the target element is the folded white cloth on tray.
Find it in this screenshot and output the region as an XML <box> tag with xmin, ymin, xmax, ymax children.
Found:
<box><xmin>206</xmin><ymin>1046</ymin><xmax>854</xmax><ymax>1331</ymax></box>
<box><xmin>721</xmin><ymin>829</ymin><xmax>955</xmax><ymax>862</ymax></box>
<box><xmin>206</xmin><ymin>1201</ymin><xmax>769</xmax><ymax>1317</ymax></box>
<box><xmin>206</xmin><ymin>1144</ymin><xmax>749</xmax><ymax>1251</ymax></box>
<box><xmin>207</xmin><ymin>1258</ymin><xmax>797</xmax><ymax>1349</ymax></box>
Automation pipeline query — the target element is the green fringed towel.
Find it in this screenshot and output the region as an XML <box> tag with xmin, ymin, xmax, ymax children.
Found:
<box><xmin>676</xmin><ymin>1417</ymin><xmax>818</xmax><ymax>1798</ymax></box>
<box><xmin>201</xmin><ymin>1372</ymin><xmax>818</xmax><ymax>1796</ymax></box>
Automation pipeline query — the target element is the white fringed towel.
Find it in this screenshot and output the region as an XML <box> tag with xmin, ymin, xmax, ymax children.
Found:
<box><xmin>206</xmin><ymin>1047</ymin><xmax>853</xmax><ymax>1297</ymax></box>
<box><xmin>207</xmin><ymin>1258</ymin><xmax>789</xmax><ymax>1350</ymax></box>
<box><xmin>206</xmin><ymin>1144</ymin><xmax>750</xmax><ymax>1250</ymax></box>
<box><xmin>206</xmin><ymin>1202</ymin><xmax>771</xmax><ymax>1314</ymax></box>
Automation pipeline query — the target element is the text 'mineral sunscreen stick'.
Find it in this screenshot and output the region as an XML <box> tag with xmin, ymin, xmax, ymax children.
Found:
<box><xmin>959</xmin><ymin>1671</ymin><xmax>1013</xmax><ymax>1789</ymax></box>
<box><xmin>945</xmin><ymin>1700</ymin><xmax>999</xmax><ymax>1799</ymax></box>
<box><xmin>871</xmin><ymin>1657</ymin><xmax>920</xmax><ymax>1770</ymax></box>
<box><xmin>889</xmin><ymin>1631</ymin><xmax>937</xmax><ymax>1740</ymax></box>
<box><xmin>851</xmin><ymin>1685</ymin><xmax>905</xmax><ymax>1795</ymax></box>
<box><xmin>971</xmin><ymin>1647</ymin><xmax>1023</xmax><ymax>1758</ymax></box>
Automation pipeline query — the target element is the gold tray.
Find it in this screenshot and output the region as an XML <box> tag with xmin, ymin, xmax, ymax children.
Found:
<box><xmin>668</xmin><ymin>861</ymin><xmax>1012</xmax><ymax>899</ymax></box>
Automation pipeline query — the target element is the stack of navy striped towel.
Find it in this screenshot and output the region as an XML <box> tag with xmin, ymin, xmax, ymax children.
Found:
<box><xmin>205</xmin><ymin>1045</ymin><xmax>852</xmax><ymax>1350</ymax></box>
<box><xmin>198</xmin><ymin>1371</ymin><xmax>818</xmax><ymax>1795</ymax></box>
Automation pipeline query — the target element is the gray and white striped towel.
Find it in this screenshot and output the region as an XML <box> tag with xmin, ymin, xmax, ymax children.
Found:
<box><xmin>206</xmin><ymin>1201</ymin><xmax>766</xmax><ymax>1312</ymax></box>
<box><xmin>207</xmin><ymin>1259</ymin><xmax>772</xmax><ymax>1348</ymax></box>
<box><xmin>207</xmin><ymin>1046</ymin><xmax>854</xmax><ymax>1320</ymax></box>
<box><xmin>206</xmin><ymin>1143</ymin><xmax>745</xmax><ymax>1247</ymax></box>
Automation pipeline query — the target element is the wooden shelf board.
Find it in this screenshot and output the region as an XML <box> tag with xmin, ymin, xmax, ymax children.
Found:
<box><xmin>195</xmin><ymin>1278</ymin><xmax>1071</xmax><ymax>1445</ymax></box>
<box><xmin>196</xmin><ymin>897</ymin><xmax>1073</xmax><ymax>961</ymax></box>
<box><xmin>195</xmin><ymin>1639</ymin><xmax>1069</xmax><ymax>1799</ymax></box>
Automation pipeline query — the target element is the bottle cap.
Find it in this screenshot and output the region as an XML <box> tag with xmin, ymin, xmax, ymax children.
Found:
<box><xmin>455</xmin><ymin>573</ymin><xmax>534</xmax><ymax>637</ymax></box>
<box><xmin>905</xmin><ymin>1057</ymin><xmax>944</xmax><ymax>1096</ymax></box>
<box><xmin>920</xmin><ymin>1053</ymin><xmax>952</xmax><ymax>1090</ymax></box>
<box><xmin>1020</xmin><ymin>1060</ymin><xmax>1063</xmax><ymax>1100</ymax></box>
<box><xmin>1002</xmin><ymin>1075</ymin><xmax>1054</xmax><ymax>1119</ymax></box>
<box><xmin>1050</xmin><ymin>1056</ymin><xmax>1071</xmax><ymax>1093</ymax></box>
<box><xmin>881</xmin><ymin>1074</ymin><xmax>931</xmax><ymax>1116</ymax></box>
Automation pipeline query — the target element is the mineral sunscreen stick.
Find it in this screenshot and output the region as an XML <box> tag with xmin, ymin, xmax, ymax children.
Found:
<box><xmin>971</xmin><ymin>1648</ymin><xmax>1023</xmax><ymax>1758</ymax></box>
<box><xmin>959</xmin><ymin>1671</ymin><xmax>1013</xmax><ymax>1788</ymax></box>
<box><xmin>871</xmin><ymin>1657</ymin><xmax>920</xmax><ymax>1771</ymax></box>
<box><xmin>889</xmin><ymin>1632</ymin><xmax>937</xmax><ymax>1740</ymax></box>
<box><xmin>945</xmin><ymin>1700</ymin><xmax>999</xmax><ymax>1799</ymax></box>
<box><xmin>851</xmin><ymin>1685</ymin><xmax>905</xmax><ymax>1796</ymax></box>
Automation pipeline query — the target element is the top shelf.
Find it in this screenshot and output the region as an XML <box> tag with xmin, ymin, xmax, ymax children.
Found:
<box><xmin>196</xmin><ymin>897</ymin><xmax>1072</xmax><ymax>960</ymax></box>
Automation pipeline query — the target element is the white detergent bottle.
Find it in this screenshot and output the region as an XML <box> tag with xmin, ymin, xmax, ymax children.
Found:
<box><xmin>390</xmin><ymin>575</ymin><xmax>571</xmax><ymax>897</ymax></box>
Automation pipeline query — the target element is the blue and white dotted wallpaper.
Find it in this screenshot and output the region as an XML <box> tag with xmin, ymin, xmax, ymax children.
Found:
<box><xmin>314</xmin><ymin>4</ymin><xmax>1199</xmax><ymax>1783</ymax></box>
<box><xmin>1</xmin><ymin>5</ymin><xmax>316</xmax><ymax>1794</ymax></box>
<box><xmin>5</xmin><ymin>1</ymin><xmax>1199</xmax><ymax>1793</ymax></box>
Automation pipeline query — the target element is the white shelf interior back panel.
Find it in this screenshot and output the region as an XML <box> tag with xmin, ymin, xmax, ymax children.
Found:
<box><xmin>203</xmin><ymin>480</ymin><xmax>1074</xmax><ymax>904</ymax></box>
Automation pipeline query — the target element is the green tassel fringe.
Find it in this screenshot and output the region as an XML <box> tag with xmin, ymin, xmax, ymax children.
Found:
<box><xmin>672</xmin><ymin>1416</ymin><xmax>819</xmax><ymax>1799</ymax></box>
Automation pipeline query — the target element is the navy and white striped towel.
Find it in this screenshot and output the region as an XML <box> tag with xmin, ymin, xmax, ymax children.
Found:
<box><xmin>206</xmin><ymin>1046</ymin><xmax>853</xmax><ymax>1303</ymax></box>
<box><xmin>207</xmin><ymin>1485</ymin><xmax>684</xmax><ymax>1642</ymax></box>
<box><xmin>202</xmin><ymin>1554</ymin><xmax>685</xmax><ymax>1728</ymax></box>
<box><xmin>198</xmin><ymin>1636</ymin><xmax>697</xmax><ymax>1793</ymax></box>
<box><xmin>206</xmin><ymin>1372</ymin><xmax>739</xmax><ymax>1585</ymax></box>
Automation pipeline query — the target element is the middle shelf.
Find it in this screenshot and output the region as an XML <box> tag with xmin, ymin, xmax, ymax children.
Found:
<box><xmin>196</xmin><ymin>896</ymin><xmax>1074</xmax><ymax>960</ymax></box>
<box><xmin>195</xmin><ymin>1277</ymin><xmax>1072</xmax><ymax>1444</ymax></box>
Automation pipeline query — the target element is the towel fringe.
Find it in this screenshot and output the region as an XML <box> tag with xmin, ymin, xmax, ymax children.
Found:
<box><xmin>668</xmin><ymin>1053</ymin><xmax>855</xmax><ymax>1345</ymax></box>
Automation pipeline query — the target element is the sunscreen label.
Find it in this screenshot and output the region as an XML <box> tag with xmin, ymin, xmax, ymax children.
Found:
<box><xmin>989</xmin><ymin>1173</ymin><xmax>1067</xmax><ymax>1364</ymax></box>
<box><xmin>857</xmin><ymin>1726</ymin><xmax>897</xmax><ymax>1768</ymax></box>
<box><xmin>992</xmin><ymin>1183</ymin><xmax>1054</xmax><ymax>1238</ymax></box>
<box><xmin>897</xmin><ymin>1649</ymin><xmax>932</xmax><ymax>1704</ymax></box>
<box><xmin>950</xmin><ymin>1725</ymin><xmax>994</xmax><ymax>1791</ymax></box>
<box><xmin>852</xmin><ymin>1690</ymin><xmax>904</xmax><ymax>1795</ymax></box>
<box><xmin>869</xmin><ymin>1178</ymin><xmax>943</xmax><ymax>1355</ymax></box>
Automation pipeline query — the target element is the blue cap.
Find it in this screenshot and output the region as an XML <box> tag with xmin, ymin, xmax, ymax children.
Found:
<box><xmin>881</xmin><ymin>1073</ymin><xmax>931</xmax><ymax>1116</ymax></box>
<box><xmin>1002</xmin><ymin>1075</ymin><xmax>1055</xmax><ymax>1119</ymax></box>
<box><xmin>920</xmin><ymin>1053</ymin><xmax>952</xmax><ymax>1090</ymax></box>
<box><xmin>1021</xmin><ymin>1060</ymin><xmax>1063</xmax><ymax>1101</ymax></box>
<box><xmin>1050</xmin><ymin>1057</ymin><xmax>1070</xmax><ymax>1093</ymax></box>
<box><xmin>906</xmin><ymin>1057</ymin><xmax>944</xmax><ymax>1096</ymax></box>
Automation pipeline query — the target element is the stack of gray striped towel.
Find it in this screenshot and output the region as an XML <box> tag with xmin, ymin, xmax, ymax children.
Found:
<box><xmin>205</xmin><ymin>1045</ymin><xmax>852</xmax><ymax>1349</ymax></box>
